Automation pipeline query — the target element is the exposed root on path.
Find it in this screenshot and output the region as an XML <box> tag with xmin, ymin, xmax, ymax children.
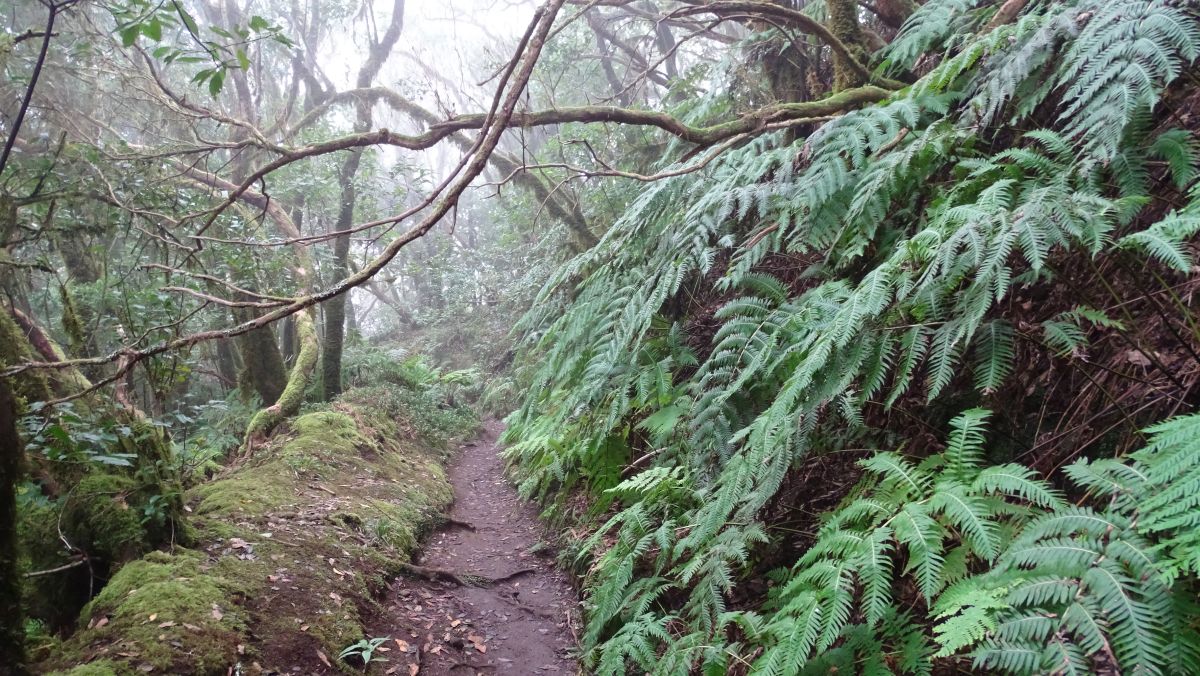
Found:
<box><xmin>396</xmin><ymin>562</ymin><xmax>536</xmax><ymax>587</ymax></box>
<box><xmin>442</xmin><ymin>517</ymin><xmax>477</xmax><ymax>530</ymax></box>
<box><xmin>450</xmin><ymin>662</ymin><xmax>495</xmax><ymax>671</ymax></box>
<box><xmin>496</xmin><ymin>591</ymin><xmax>555</xmax><ymax>619</ymax></box>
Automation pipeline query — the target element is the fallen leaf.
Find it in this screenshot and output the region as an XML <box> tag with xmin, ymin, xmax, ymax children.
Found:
<box><xmin>408</xmin><ymin>665</ymin><xmax>419</xmax><ymax>676</ymax></box>
<box><xmin>148</xmin><ymin>613</ymin><xmax>157</xmax><ymax>622</ymax></box>
<box><xmin>183</xmin><ymin>623</ymin><xmax>201</xmax><ymax>631</ymax></box>
<box><xmin>229</xmin><ymin>537</ymin><xmax>248</xmax><ymax>549</ymax></box>
<box><xmin>394</xmin><ymin>639</ymin><xmax>410</xmax><ymax>652</ymax></box>
<box><xmin>211</xmin><ymin>604</ymin><xmax>223</xmax><ymax>621</ymax></box>
<box><xmin>1126</xmin><ymin>349</ymin><xmax>1152</xmax><ymax>367</ymax></box>
<box><xmin>95</xmin><ymin>617</ymin><xmax>110</xmax><ymax>629</ymax></box>
<box><xmin>157</xmin><ymin>621</ymin><xmax>176</xmax><ymax>628</ymax></box>
<box><xmin>316</xmin><ymin>650</ymin><xmax>332</xmax><ymax>668</ymax></box>
<box><xmin>300</xmin><ymin>624</ymin><xmax>309</xmax><ymax>632</ymax></box>
<box><xmin>450</xmin><ymin>620</ymin><xmax>461</xmax><ymax>628</ymax></box>
<box><xmin>468</xmin><ymin>634</ymin><xmax>487</xmax><ymax>653</ymax></box>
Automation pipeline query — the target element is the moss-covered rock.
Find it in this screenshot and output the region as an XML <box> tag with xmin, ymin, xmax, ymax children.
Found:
<box><xmin>20</xmin><ymin>473</ymin><xmax>160</xmax><ymax>631</ymax></box>
<box><xmin>44</xmin><ymin>551</ymin><xmax>247</xmax><ymax>674</ymax></box>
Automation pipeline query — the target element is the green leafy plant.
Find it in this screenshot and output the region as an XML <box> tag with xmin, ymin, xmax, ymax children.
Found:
<box><xmin>109</xmin><ymin>0</ymin><xmax>293</xmax><ymax>96</ymax></box>
<box><xmin>338</xmin><ymin>636</ymin><xmax>391</xmax><ymax>666</ymax></box>
<box><xmin>19</xmin><ymin>403</ymin><xmax>137</xmax><ymax>468</ymax></box>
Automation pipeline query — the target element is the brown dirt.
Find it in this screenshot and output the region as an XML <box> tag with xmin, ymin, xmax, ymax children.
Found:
<box><xmin>366</xmin><ymin>420</ymin><xmax>579</xmax><ymax>675</ymax></box>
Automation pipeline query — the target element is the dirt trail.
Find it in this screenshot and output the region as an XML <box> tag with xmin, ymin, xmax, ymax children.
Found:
<box><xmin>370</xmin><ymin>421</ymin><xmax>579</xmax><ymax>675</ymax></box>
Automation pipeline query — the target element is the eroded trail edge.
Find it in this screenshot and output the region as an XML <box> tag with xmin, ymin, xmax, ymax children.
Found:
<box><xmin>371</xmin><ymin>421</ymin><xmax>579</xmax><ymax>675</ymax></box>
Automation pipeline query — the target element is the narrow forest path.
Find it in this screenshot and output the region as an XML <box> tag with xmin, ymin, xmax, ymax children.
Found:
<box><xmin>369</xmin><ymin>420</ymin><xmax>579</xmax><ymax>675</ymax></box>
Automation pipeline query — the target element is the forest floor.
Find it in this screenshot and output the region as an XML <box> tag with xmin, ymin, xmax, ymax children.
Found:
<box><xmin>366</xmin><ymin>420</ymin><xmax>579</xmax><ymax>675</ymax></box>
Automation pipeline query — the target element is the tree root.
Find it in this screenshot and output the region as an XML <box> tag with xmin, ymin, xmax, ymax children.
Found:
<box><xmin>496</xmin><ymin>592</ymin><xmax>555</xmax><ymax>619</ymax></box>
<box><xmin>442</xmin><ymin>517</ymin><xmax>476</xmax><ymax>530</ymax></box>
<box><xmin>490</xmin><ymin>567</ymin><xmax>535</xmax><ymax>584</ymax></box>
<box><xmin>396</xmin><ymin>563</ymin><xmax>535</xmax><ymax>587</ymax></box>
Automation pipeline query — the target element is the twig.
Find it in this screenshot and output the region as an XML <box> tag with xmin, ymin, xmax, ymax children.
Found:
<box><xmin>23</xmin><ymin>558</ymin><xmax>86</xmax><ymax>578</ymax></box>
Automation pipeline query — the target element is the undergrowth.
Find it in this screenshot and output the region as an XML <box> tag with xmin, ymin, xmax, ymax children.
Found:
<box><xmin>502</xmin><ymin>1</ymin><xmax>1200</xmax><ymax>672</ymax></box>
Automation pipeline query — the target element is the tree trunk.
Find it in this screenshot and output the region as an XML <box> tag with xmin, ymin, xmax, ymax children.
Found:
<box><xmin>323</xmin><ymin>0</ymin><xmax>406</xmax><ymax>401</ymax></box>
<box><xmin>234</xmin><ymin>306</ymin><xmax>289</xmax><ymax>405</ymax></box>
<box><xmin>321</xmin><ymin>148</ymin><xmax>363</xmax><ymax>401</ymax></box>
<box><xmin>0</xmin><ymin>305</ymin><xmax>54</xmax><ymax>404</ymax></box>
<box><xmin>280</xmin><ymin>315</ymin><xmax>297</xmax><ymax>367</ymax></box>
<box><xmin>0</xmin><ymin>376</ymin><xmax>27</xmax><ymax>675</ymax></box>
<box><xmin>244</xmin><ymin>308</ymin><xmax>318</xmax><ymax>443</ymax></box>
<box><xmin>346</xmin><ymin>293</ymin><xmax>358</xmax><ymax>338</ymax></box>
<box><xmin>827</xmin><ymin>0</ymin><xmax>870</xmax><ymax>90</ymax></box>
<box><xmin>216</xmin><ymin>337</ymin><xmax>239</xmax><ymax>389</ymax></box>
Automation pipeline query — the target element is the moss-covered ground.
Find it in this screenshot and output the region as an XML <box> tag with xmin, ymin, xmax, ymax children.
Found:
<box><xmin>34</xmin><ymin>385</ymin><xmax>475</xmax><ymax>675</ymax></box>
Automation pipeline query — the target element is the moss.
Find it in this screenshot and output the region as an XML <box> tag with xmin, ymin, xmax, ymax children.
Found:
<box><xmin>278</xmin><ymin>411</ymin><xmax>373</xmax><ymax>477</ymax></box>
<box><xmin>50</xmin><ymin>659</ymin><xmax>128</xmax><ymax>676</ymax></box>
<box><xmin>40</xmin><ymin>383</ymin><xmax>464</xmax><ymax>674</ymax></box>
<box><xmin>0</xmin><ymin>297</ymin><xmax>54</xmax><ymax>403</ymax></box>
<box><xmin>63</xmin><ymin>474</ymin><xmax>150</xmax><ymax>565</ymax></box>
<box><xmin>45</xmin><ymin>551</ymin><xmax>246</xmax><ymax>674</ymax></box>
<box><xmin>190</xmin><ymin>461</ymin><xmax>297</xmax><ymax>519</ymax></box>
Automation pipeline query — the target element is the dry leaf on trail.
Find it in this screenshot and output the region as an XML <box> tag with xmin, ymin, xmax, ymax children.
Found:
<box><xmin>394</xmin><ymin>639</ymin><xmax>410</xmax><ymax>652</ymax></box>
<box><xmin>148</xmin><ymin>613</ymin><xmax>157</xmax><ymax>622</ymax></box>
<box><xmin>157</xmin><ymin>621</ymin><xmax>175</xmax><ymax>628</ymax></box>
<box><xmin>451</xmin><ymin>619</ymin><xmax>461</xmax><ymax>627</ymax></box>
<box><xmin>230</xmin><ymin>538</ymin><xmax>248</xmax><ymax>549</ymax></box>
<box><xmin>316</xmin><ymin>650</ymin><xmax>332</xmax><ymax>668</ymax></box>
<box><xmin>468</xmin><ymin>634</ymin><xmax>487</xmax><ymax>653</ymax></box>
<box><xmin>1125</xmin><ymin>349</ymin><xmax>1153</xmax><ymax>367</ymax></box>
<box><xmin>211</xmin><ymin>604</ymin><xmax>224</xmax><ymax>621</ymax></box>
<box><xmin>409</xmin><ymin>665</ymin><xmax>419</xmax><ymax>676</ymax></box>
<box><xmin>94</xmin><ymin>617</ymin><xmax>110</xmax><ymax>629</ymax></box>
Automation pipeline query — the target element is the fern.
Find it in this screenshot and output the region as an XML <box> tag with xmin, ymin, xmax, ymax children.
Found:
<box><xmin>503</xmin><ymin>0</ymin><xmax>1200</xmax><ymax>671</ymax></box>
